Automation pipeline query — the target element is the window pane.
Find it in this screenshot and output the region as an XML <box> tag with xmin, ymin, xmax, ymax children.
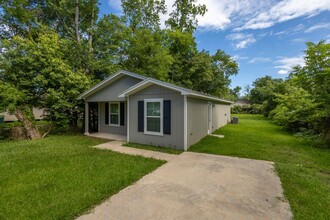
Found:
<box><xmin>147</xmin><ymin>102</ymin><xmax>160</xmax><ymax>116</ymax></box>
<box><xmin>147</xmin><ymin>118</ymin><xmax>160</xmax><ymax>132</ymax></box>
<box><xmin>110</xmin><ymin>104</ymin><xmax>118</xmax><ymax>113</ymax></box>
<box><xmin>110</xmin><ymin>114</ymin><xmax>119</xmax><ymax>124</ymax></box>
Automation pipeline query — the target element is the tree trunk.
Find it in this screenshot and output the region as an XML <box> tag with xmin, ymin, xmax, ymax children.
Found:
<box><xmin>14</xmin><ymin>109</ymin><xmax>42</xmax><ymax>140</ymax></box>
<box><xmin>75</xmin><ymin>0</ymin><xmax>80</xmax><ymax>44</ymax></box>
<box><xmin>88</xmin><ymin>6</ymin><xmax>94</xmax><ymax>53</ymax></box>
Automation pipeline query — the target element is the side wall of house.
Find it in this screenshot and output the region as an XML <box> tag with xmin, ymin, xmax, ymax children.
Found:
<box><xmin>99</xmin><ymin>102</ymin><xmax>127</xmax><ymax>135</ymax></box>
<box><xmin>186</xmin><ymin>97</ymin><xmax>209</xmax><ymax>148</ymax></box>
<box><xmin>129</xmin><ymin>85</ymin><xmax>184</xmax><ymax>150</ymax></box>
<box><xmin>212</xmin><ymin>104</ymin><xmax>231</xmax><ymax>132</ymax></box>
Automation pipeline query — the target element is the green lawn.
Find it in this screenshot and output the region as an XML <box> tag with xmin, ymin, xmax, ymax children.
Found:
<box><xmin>0</xmin><ymin>135</ymin><xmax>165</xmax><ymax>219</ymax></box>
<box><xmin>124</xmin><ymin>142</ymin><xmax>183</xmax><ymax>155</ymax></box>
<box><xmin>190</xmin><ymin>114</ymin><xmax>330</xmax><ymax>220</ymax></box>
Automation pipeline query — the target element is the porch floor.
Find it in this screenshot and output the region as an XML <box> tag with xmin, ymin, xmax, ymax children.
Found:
<box><xmin>86</xmin><ymin>132</ymin><xmax>127</xmax><ymax>141</ymax></box>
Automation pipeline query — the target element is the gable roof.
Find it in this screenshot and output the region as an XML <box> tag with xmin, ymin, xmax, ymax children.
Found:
<box><xmin>78</xmin><ymin>70</ymin><xmax>147</xmax><ymax>99</ymax></box>
<box><xmin>118</xmin><ymin>75</ymin><xmax>233</xmax><ymax>104</ymax></box>
<box><xmin>79</xmin><ymin>70</ymin><xmax>233</xmax><ymax>104</ymax></box>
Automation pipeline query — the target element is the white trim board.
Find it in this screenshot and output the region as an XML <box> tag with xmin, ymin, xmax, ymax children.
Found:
<box><xmin>144</xmin><ymin>98</ymin><xmax>163</xmax><ymax>136</ymax></box>
<box><xmin>127</xmin><ymin>96</ymin><xmax>130</xmax><ymax>142</ymax></box>
<box><xmin>183</xmin><ymin>95</ymin><xmax>187</xmax><ymax>151</ymax></box>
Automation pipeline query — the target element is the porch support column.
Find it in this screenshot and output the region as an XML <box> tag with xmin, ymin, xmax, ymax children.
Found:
<box><xmin>84</xmin><ymin>101</ymin><xmax>89</xmax><ymax>135</ymax></box>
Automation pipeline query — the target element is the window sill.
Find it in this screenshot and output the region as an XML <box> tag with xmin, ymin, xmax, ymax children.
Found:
<box><xmin>144</xmin><ymin>131</ymin><xmax>163</xmax><ymax>136</ymax></box>
<box><xmin>109</xmin><ymin>124</ymin><xmax>120</xmax><ymax>127</ymax></box>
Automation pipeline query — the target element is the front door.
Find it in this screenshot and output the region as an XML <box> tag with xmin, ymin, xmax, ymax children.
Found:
<box><xmin>89</xmin><ymin>102</ymin><xmax>99</xmax><ymax>133</ymax></box>
<box><xmin>208</xmin><ymin>102</ymin><xmax>212</xmax><ymax>134</ymax></box>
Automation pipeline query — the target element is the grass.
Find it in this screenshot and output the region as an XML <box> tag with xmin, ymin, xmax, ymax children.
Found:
<box><xmin>0</xmin><ymin>135</ymin><xmax>165</xmax><ymax>219</ymax></box>
<box><xmin>123</xmin><ymin>142</ymin><xmax>183</xmax><ymax>155</ymax></box>
<box><xmin>189</xmin><ymin>114</ymin><xmax>330</xmax><ymax>220</ymax></box>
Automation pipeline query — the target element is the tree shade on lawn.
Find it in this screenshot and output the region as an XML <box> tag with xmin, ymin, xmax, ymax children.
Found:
<box><xmin>189</xmin><ymin>114</ymin><xmax>330</xmax><ymax>220</ymax></box>
<box><xmin>0</xmin><ymin>135</ymin><xmax>165</xmax><ymax>219</ymax></box>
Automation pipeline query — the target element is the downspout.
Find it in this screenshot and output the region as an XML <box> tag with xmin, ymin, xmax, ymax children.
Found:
<box><xmin>183</xmin><ymin>95</ymin><xmax>188</xmax><ymax>151</ymax></box>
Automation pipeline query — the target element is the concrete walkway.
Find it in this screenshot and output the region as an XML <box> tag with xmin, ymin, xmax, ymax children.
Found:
<box><xmin>94</xmin><ymin>141</ymin><xmax>177</xmax><ymax>161</ymax></box>
<box><xmin>78</xmin><ymin>143</ymin><xmax>292</xmax><ymax>220</ymax></box>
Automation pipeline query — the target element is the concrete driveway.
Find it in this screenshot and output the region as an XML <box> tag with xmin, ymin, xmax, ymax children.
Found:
<box><xmin>78</xmin><ymin>152</ymin><xmax>291</xmax><ymax>220</ymax></box>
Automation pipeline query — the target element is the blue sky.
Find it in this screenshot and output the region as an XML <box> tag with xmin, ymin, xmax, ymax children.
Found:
<box><xmin>98</xmin><ymin>0</ymin><xmax>330</xmax><ymax>90</ymax></box>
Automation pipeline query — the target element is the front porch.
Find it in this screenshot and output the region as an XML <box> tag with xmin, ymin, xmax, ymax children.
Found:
<box><xmin>86</xmin><ymin>132</ymin><xmax>127</xmax><ymax>141</ymax></box>
<box><xmin>84</xmin><ymin>101</ymin><xmax>128</xmax><ymax>141</ymax></box>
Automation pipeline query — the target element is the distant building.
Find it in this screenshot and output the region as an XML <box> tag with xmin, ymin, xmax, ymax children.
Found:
<box><xmin>232</xmin><ymin>99</ymin><xmax>251</xmax><ymax>107</ymax></box>
<box><xmin>0</xmin><ymin>108</ymin><xmax>45</xmax><ymax>122</ymax></box>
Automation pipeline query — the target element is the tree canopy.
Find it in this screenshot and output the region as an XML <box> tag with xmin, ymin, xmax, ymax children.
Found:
<box><xmin>0</xmin><ymin>0</ymin><xmax>238</xmax><ymax>139</ymax></box>
<box><xmin>247</xmin><ymin>41</ymin><xmax>330</xmax><ymax>146</ymax></box>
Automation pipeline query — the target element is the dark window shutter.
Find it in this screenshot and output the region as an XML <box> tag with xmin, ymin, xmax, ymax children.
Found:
<box><xmin>138</xmin><ymin>101</ymin><xmax>144</xmax><ymax>132</ymax></box>
<box><xmin>163</xmin><ymin>100</ymin><xmax>171</xmax><ymax>134</ymax></box>
<box><xmin>120</xmin><ymin>102</ymin><xmax>125</xmax><ymax>126</ymax></box>
<box><xmin>105</xmin><ymin>103</ymin><xmax>109</xmax><ymax>125</ymax></box>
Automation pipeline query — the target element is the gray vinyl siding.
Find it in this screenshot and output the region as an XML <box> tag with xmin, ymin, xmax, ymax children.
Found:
<box><xmin>86</xmin><ymin>75</ymin><xmax>142</xmax><ymax>102</ymax></box>
<box><xmin>99</xmin><ymin>102</ymin><xmax>127</xmax><ymax>135</ymax></box>
<box><xmin>187</xmin><ymin>97</ymin><xmax>209</xmax><ymax>148</ymax></box>
<box><xmin>212</xmin><ymin>104</ymin><xmax>231</xmax><ymax>131</ymax></box>
<box><xmin>129</xmin><ymin>84</ymin><xmax>184</xmax><ymax>150</ymax></box>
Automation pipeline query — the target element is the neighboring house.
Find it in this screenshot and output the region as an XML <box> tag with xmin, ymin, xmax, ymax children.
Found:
<box><xmin>232</xmin><ymin>99</ymin><xmax>251</xmax><ymax>107</ymax></box>
<box><xmin>78</xmin><ymin>70</ymin><xmax>232</xmax><ymax>150</ymax></box>
<box><xmin>0</xmin><ymin>108</ymin><xmax>44</xmax><ymax>122</ymax></box>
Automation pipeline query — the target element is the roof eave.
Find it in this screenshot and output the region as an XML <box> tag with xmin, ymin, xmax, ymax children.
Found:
<box><xmin>186</xmin><ymin>93</ymin><xmax>234</xmax><ymax>104</ymax></box>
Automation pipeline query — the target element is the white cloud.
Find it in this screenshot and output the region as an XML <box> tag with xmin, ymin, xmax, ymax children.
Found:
<box><xmin>304</xmin><ymin>23</ymin><xmax>330</xmax><ymax>33</ymax></box>
<box><xmin>277</xmin><ymin>69</ymin><xmax>288</xmax><ymax>75</ymax></box>
<box><xmin>236</xmin><ymin>0</ymin><xmax>330</xmax><ymax>31</ymax></box>
<box><xmin>248</xmin><ymin>57</ymin><xmax>271</xmax><ymax>63</ymax></box>
<box><xmin>326</xmin><ymin>35</ymin><xmax>330</xmax><ymax>43</ymax></box>
<box><xmin>108</xmin><ymin>0</ymin><xmax>122</xmax><ymax>12</ymax></box>
<box><xmin>275</xmin><ymin>56</ymin><xmax>305</xmax><ymax>74</ymax></box>
<box><xmin>227</xmin><ymin>33</ymin><xmax>256</xmax><ymax>49</ymax></box>
<box><xmin>236</xmin><ymin>38</ymin><xmax>256</xmax><ymax>49</ymax></box>
<box><xmin>290</xmin><ymin>38</ymin><xmax>307</xmax><ymax>44</ymax></box>
<box><xmin>108</xmin><ymin>0</ymin><xmax>330</xmax><ymax>31</ymax></box>
<box><xmin>274</xmin><ymin>24</ymin><xmax>305</xmax><ymax>36</ymax></box>
<box><xmin>232</xmin><ymin>55</ymin><xmax>249</xmax><ymax>61</ymax></box>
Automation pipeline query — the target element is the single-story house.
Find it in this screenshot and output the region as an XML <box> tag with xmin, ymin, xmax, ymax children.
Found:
<box><xmin>0</xmin><ymin>108</ymin><xmax>44</xmax><ymax>122</ymax></box>
<box><xmin>78</xmin><ymin>70</ymin><xmax>233</xmax><ymax>150</ymax></box>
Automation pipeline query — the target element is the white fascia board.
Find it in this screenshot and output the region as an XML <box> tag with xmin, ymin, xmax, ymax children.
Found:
<box><xmin>118</xmin><ymin>80</ymin><xmax>153</xmax><ymax>98</ymax></box>
<box><xmin>118</xmin><ymin>79</ymin><xmax>187</xmax><ymax>98</ymax></box>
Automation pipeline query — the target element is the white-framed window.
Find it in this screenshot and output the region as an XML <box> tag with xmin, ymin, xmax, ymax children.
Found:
<box><xmin>144</xmin><ymin>98</ymin><xmax>163</xmax><ymax>136</ymax></box>
<box><xmin>109</xmin><ymin>102</ymin><xmax>120</xmax><ymax>126</ymax></box>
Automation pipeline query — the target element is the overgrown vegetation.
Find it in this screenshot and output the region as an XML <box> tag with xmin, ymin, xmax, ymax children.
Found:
<box><xmin>190</xmin><ymin>114</ymin><xmax>330</xmax><ymax>220</ymax></box>
<box><xmin>244</xmin><ymin>41</ymin><xmax>330</xmax><ymax>146</ymax></box>
<box><xmin>0</xmin><ymin>135</ymin><xmax>164</xmax><ymax>219</ymax></box>
<box><xmin>0</xmin><ymin>0</ymin><xmax>238</xmax><ymax>140</ymax></box>
<box><xmin>231</xmin><ymin>104</ymin><xmax>261</xmax><ymax>114</ymax></box>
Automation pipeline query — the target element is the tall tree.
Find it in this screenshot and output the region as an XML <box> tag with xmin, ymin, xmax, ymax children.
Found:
<box><xmin>288</xmin><ymin>41</ymin><xmax>330</xmax><ymax>143</ymax></box>
<box><xmin>166</xmin><ymin>0</ymin><xmax>206</xmax><ymax>33</ymax></box>
<box><xmin>122</xmin><ymin>0</ymin><xmax>166</xmax><ymax>31</ymax></box>
<box><xmin>93</xmin><ymin>14</ymin><xmax>129</xmax><ymax>79</ymax></box>
<box><xmin>249</xmin><ymin>76</ymin><xmax>284</xmax><ymax>116</ymax></box>
<box><xmin>210</xmin><ymin>49</ymin><xmax>238</xmax><ymax>97</ymax></box>
<box><xmin>0</xmin><ymin>29</ymin><xmax>90</xmax><ymax>139</ymax></box>
<box><xmin>122</xmin><ymin>29</ymin><xmax>173</xmax><ymax>81</ymax></box>
<box><xmin>166</xmin><ymin>29</ymin><xmax>198</xmax><ymax>84</ymax></box>
<box><xmin>120</xmin><ymin>0</ymin><xmax>173</xmax><ymax>80</ymax></box>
